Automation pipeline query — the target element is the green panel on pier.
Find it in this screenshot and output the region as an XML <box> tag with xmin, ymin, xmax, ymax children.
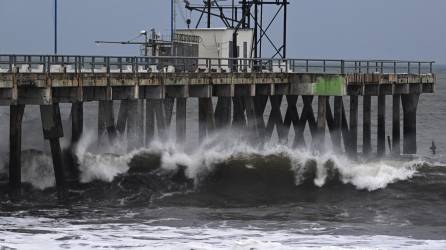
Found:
<box><xmin>313</xmin><ymin>76</ymin><xmax>347</xmax><ymax>96</ymax></box>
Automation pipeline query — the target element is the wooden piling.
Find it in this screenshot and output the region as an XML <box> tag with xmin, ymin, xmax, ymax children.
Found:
<box><xmin>392</xmin><ymin>95</ymin><xmax>401</xmax><ymax>155</ymax></box>
<box><xmin>401</xmin><ymin>94</ymin><xmax>420</xmax><ymax>154</ymax></box>
<box><xmin>9</xmin><ymin>104</ymin><xmax>25</xmax><ymax>189</ymax></box>
<box><xmin>377</xmin><ymin>95</ymin><xmax>386</xmax><ymax>156</ymax></box>
<box><xmin>349</xmin><ymin>96</ymin><xmax>358</xmax><ymax>156</ymax></box>
<box><xmin>68</xmin><ymin>101</ymin><xmax>83</xmax><ymax>181</ymax></box>
<box><xmin>316</xmin><ymin>96</ymin><xmax>327</xmax><ymax>151</ymax></box>
<box><xmin>40</xmin><ymin>104</ymin><xmax>65</xmax><ymax>190</ymax></box>
<box><xmin>363</xmin><ymin>95</ymin><xmax>372</xmax><ymax>155</ymax></box>
<box><xmin>333</xmin><ymin>96</ymin><xmax>343</xmax><ymax>151</ymax></box>
<box><xmin>176</xmin><ymin>98</ymin><xmax>187</xmax><ymax>143</ymax></box>
<box><xmin>145</xmin><ymin>99</ymin><xmax>155</xmax><ymax>145</ymax></box>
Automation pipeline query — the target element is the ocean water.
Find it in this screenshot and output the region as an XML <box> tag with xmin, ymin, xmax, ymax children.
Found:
<box><xmin>0</xmin><ymin>66</ymin><xmax>445</xmax><ymax>249</ymax></box>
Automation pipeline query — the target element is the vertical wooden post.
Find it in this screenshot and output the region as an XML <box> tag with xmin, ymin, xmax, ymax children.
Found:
<box><xmin>349</xmin><ymin>96</ymin><xmax>358</xmax><ymax>156</ymax></box>
<box><xmin>145</xmin><ymin>99</ymin><xmax>155</xmax><ymax>145</ymax></box>
<box><xmin>68</xmin><ymin>101</ymin><xmax>83</xmax><ymax>181</ymax></box>
<box><xmin>40</xmin><ymin>104</ymin><xmax>65</xmax><ymax>190</ymax></box>
<box><xmin>9</xmin><ymin>104</ymin><xmax>25</xmax><ymax>190</ymax></box>
<box><xmin>176</xmin><ymin>98</ymin><xmax>187</xmax><ymax>143</ymax></box>
<box><xmin>363</xmin><ymin>95</ymin><xmax>372</xmax><ymax>155</ymax></box>
<box><xmin>316</xmin><ymin>96</ymin><xmax>327</xmax><ymax>152</ymax></box>
<box><xmin>392</xmin><ymin>94</ymin><xmax>401</xmax><ymax>155</ymax></box>
<box><xmin>377</xmin><ymin>95</ymin><xmax>386</xmax><ymax>156</ymax></box>
<box><xmin>333</xmin><ymin>96</ymin><xmax>343</xmax><ymax>151</ymax></box>
<box><xmin>402</xmin><ymin>94</ymin><xmax>419</xmax><ymax>154</ymax></box>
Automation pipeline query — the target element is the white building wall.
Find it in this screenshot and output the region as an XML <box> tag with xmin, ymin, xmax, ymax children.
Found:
<box><xmin>176</xmin><ymin>28</ymin><xmax>254</xmax><ymax>59</ymax></box>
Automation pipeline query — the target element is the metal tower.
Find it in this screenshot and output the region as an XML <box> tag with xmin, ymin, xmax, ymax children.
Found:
<box><xmin>183</xmin><ymin>0</ymin><xmax>289</xmax><ymax>59</ymax></box>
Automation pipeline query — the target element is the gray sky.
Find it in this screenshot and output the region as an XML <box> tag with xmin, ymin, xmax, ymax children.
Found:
<box><xmin>0</xmin><ymin>0</ymin><xmax>445</xmax><ymax>63</ymax></box>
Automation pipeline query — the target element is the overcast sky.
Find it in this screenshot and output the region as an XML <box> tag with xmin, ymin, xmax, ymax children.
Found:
<box><xmin>0</xmin><ymin>0</ymin><xmax>445</xmax><ymax>63</ymax></box>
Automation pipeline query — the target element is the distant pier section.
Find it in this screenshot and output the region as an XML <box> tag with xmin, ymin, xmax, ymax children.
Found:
<box><xmin>0</xmin><ymin>55</ymin><xmax>435</xmax><ymax>190</ymax></box>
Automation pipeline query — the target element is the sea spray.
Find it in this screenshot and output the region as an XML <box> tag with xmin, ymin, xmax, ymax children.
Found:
<box><xmin>12</xmin><ymin>129</ymin><xmax>427</xmax><ymax>191</ymax></box>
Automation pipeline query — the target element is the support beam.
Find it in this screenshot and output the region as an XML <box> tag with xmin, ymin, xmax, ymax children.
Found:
<box><xmin>40</xmin><ymin>104</ymin><xmax>65</xmax><ymax>190</ymax></box>
<box><xmin>266</xmin><ymin>95</ymin><xmax>286</xmax><ymax>142</ymax></box>
<box><xmin>377</xmin><ymin>95</ymin><xmax>386</xmax><ymax>156</ymax></box>
<box><xmin>176</xmin><ymin>98</ymin><xmax>187</xmax><ymax>143</ymax></box>
<box><xmin>392</xmin><ymin>95</ymin><xmax>401</xmax><ymax>155</ymax></box>
<box><xmin>349</xmin><ymin>96</ymin><xmax>358</xmax><ymax>156</ymax></box>
<box><xmin>363</xmin><ymin>95</ymin><xmax>372</xmax><ymax>156</ymax></box>
<box><xmin>9</xmin><ymin>104</ymin><xmax>25</xmax><ymax>190</ymax></box>
<box><xmin>316</xmin><ymin>96</ymin><xmax>327</xmax><ymax>152</ymax></box>
<box><xmin>284</xmin><ymin>96</ymin><xmax>299</xmax><ymax>145</ymax></box>
<box><xmin>294</xmin><ymin>96</ymin><xmax>317</xmax><ymax>148</ymax></box>
<box><xmin>402</xmin><ymin>94</ymin><xmax>420</xmax><ymax>154</ymax></box>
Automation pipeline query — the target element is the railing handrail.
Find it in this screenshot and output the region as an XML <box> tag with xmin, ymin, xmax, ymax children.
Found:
<box><xmin>0</xmin><ymin>54</ymin><xmax>435</xmax><ymax>75</ymax></box>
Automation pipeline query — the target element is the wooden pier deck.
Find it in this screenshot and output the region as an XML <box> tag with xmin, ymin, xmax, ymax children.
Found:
<box><xmin>0</xmin><ymin>55</ymin><xmax>436</xmax><ymax>190</ymax></box>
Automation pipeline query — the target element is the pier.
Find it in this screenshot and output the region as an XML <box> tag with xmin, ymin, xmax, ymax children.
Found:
<box><xmin>0</xmin><ymin>55</ymin><xmax>435</xmax><ymax>189</ymax></box>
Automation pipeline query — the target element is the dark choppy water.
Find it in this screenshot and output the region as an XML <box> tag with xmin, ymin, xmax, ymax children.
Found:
<box><xmin>0</xmin><ymin>66</ymin><xmax>445</xmax><ymax>249</ymax></box>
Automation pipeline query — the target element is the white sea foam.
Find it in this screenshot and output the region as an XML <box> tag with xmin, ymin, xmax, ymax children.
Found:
<box><xmin>15</xmin><ymin>130</ymin><xmax>423</xmax><ymax>191</ymax></box>
<box><xmin>1</xmin><ymin>215</ymin><xmax>445</xmax><ymax>250</ymax></box>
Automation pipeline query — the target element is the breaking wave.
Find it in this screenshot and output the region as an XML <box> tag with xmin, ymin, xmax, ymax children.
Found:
<box><xmin>5</xmin><ymin>130</ymin><xmax>439</xmax><ymax>196</ymax></box>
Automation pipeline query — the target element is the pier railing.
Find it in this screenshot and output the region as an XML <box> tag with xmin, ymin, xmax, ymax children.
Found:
<box><xmin>0</xmin><ymin>55</ymin><xmax>434</xmax><ymax>75</ymax></box>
